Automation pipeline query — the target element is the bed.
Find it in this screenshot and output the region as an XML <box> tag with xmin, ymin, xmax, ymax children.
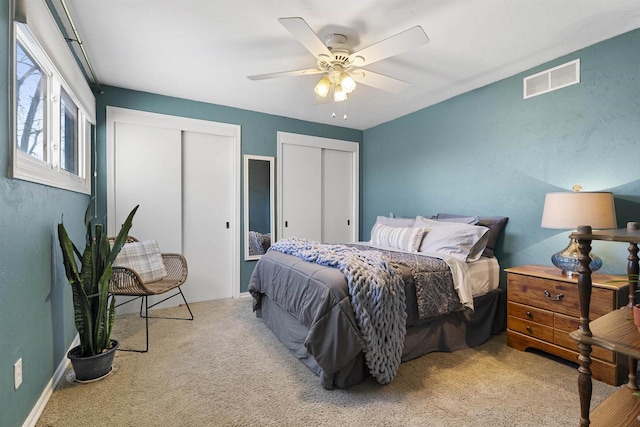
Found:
<box><xmin>248</xmin><ymin>214</ymin><xmax>508</xmax><ymax>389</ymax></box>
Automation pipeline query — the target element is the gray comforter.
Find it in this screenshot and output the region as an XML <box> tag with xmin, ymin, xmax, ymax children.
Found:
<box><xmin>248</xmin><ymin>245</ymin><xmax>463</xmax><ymax>388</ymax></box>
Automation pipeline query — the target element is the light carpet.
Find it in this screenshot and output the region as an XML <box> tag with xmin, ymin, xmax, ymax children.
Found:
<box><xmin>36</xmin><ymin>297</ymin><xmax>617</xmax><ymax>426</ymax></box>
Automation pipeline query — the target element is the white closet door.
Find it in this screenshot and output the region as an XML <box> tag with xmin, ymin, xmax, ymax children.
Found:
<box><xmin>322</xmin><ymin>149</ymin><xmax>354</xmax><ymax>243</ymax></box>
<box><xmin>281</xmin><ymin>144</ymin><xmax>322</xmax><ymax>241</ymax></box>
<box><xmin>182</xmin><ymin>131</ymin><xmax>234</xmax><ymax>301</ymax></box>
<box><xmin>114</xmin><ymin>122</ymin><xmax>182</xmax><ymax>252</ymax></box>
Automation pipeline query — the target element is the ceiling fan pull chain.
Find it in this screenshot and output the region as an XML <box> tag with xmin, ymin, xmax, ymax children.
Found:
<box><xmin>331</xmin><ymin>88</ymin><xmax>336</xmax><ymax>118</ymax></box>
<box><xmin>343</xmin><ymin>98</ymin><xmax>348</xmax><ymax>120</ymax></box>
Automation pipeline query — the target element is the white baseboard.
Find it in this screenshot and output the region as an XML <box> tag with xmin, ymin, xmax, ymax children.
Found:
<box><xmin>239</xmin><ymin>291</ymin><xmax>251</xmax><ymax>298</ymax></box>
<box><xmin>22</xmin><ymin>334</ymin><xmax>79</xmax><ymax>427</ymax></box>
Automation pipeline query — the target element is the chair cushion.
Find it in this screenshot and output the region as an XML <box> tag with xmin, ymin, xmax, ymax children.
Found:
<box><xmin>113</xmin><ymin>240</ymin><xmax>167</xmax><ymax>283</ymax></box>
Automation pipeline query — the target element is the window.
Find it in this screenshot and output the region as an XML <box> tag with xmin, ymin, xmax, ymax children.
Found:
<box><xmin>11</xmin><ymin>22</ymin><xmax>92</xmax><ymax>194</ymax></box>
<box><xmin>16</xmin><ymin>41</ymin><xmax>46</xmax><ymax>162</ymax></box>
<box><xmin>60</xmin><ymin>88</ymin><xmax>78</xmax><ymax>175</ymax></box>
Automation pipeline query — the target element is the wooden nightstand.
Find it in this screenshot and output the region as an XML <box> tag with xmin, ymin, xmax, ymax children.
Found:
<box><xmin>505</xmin><ymin>264</ymin><xmax>629</xmax><ymax>386</ymax></box>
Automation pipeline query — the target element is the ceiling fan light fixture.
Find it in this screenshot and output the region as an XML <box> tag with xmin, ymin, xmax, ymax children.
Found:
<box><xmin>250</xmin><ymin>17</ymin><xmax>431</xmax><ymax>120</ymax></box>
<box><xmin>340</xmin><ymin>72</ymin><xmax>356</xmax><ymax>94</ymax></box>
<box><xmin>333</xmin><ymin>84</ymin><xmax>347</xmax><ymax>102</ymax></box>
<box><xmin>314</xmin><ymin>76</ymin><xmax>331</xmax><ymax>97</ymax></box>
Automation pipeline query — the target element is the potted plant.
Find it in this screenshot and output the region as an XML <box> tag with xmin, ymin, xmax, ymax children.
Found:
<box><xmin>57</xmin><ymin>200</ymin><xmax>138</xmax><ymax>381</ymax></box>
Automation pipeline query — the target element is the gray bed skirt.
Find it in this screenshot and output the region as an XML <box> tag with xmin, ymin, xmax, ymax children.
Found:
<box><xmin>256</xmin><ymin>287</ymin><xmax>506</xmax><ymax>389</ymax></box>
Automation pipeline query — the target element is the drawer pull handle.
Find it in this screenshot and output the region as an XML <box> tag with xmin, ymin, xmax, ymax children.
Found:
<box><xmin>526</xmin><ymin>326</ymin><xmax>532</xmax><ymax>333</ymax></box>
<box><xmin>526</xmin><ymin>311</ymin><xmax>532</xmax><ymax>318</ymax></box>
<box><xmin>544</xmin><ymin>290</ymin><xmax>564</xmax><ymax>301</ymax></box>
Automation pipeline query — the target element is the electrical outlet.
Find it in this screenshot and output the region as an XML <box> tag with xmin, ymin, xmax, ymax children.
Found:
<box><xmin>14</xmin><ymin>358</ymin><xmax>22</xmax><ymax>390</ymax></box>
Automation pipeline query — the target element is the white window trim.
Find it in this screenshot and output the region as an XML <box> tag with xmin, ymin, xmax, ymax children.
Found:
<box><xmin>10</xmin><ymin>17</ymin><xmax>93</xmax><ymax>194</ymax></box>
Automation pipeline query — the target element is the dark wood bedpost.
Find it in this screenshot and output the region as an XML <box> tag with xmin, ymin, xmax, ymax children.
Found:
<box><xmin>576</xmin><ymin>225</ymin><xmax>593</xmax><ymax>427</ymax></box>
<box><xmin>626</xmin><ymin>240</ymin><xmax>639</xmax><ymax>390</ymax></box>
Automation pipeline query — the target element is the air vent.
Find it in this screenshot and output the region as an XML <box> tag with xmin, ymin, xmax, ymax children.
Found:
<box><xmin>523</xmin><ymin>59</ymin><xmax>580</xmax><ymax>99</ymax></box>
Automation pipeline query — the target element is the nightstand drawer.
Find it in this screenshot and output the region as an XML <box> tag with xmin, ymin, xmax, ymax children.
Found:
<box><xmin>508</xmin><ymin>302</ymin><xmax>553</xmax><ymax>326</ymax></box>
<box><xmin>554</xmin><ymin>328</ymin><xmax>615</xmax><ymax>363</ymax></box>
<box><xmin>554</xmin><ymin>312</ymin><xmax>580</xmax><ymax>332</ymax></box>
<box><xmin>554</xmin><ymin>313</ymin><xmax>615</xmax><ymax>362</ymax></box>
<box><xmin>507</xmin><ymin>316</ymin><xmax>554</xmax><ymax>342</ymax></box>
<box><xmin>508</xmin><ymin>274</ymin><xmax>580</xmax><ymax>317</ymax></box>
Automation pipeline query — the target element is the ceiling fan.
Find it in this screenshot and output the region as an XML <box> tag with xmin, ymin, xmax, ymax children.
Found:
<box><xmin>248</xmin><ymin>17</ymin><xmax>430</xmax><ymax>106</ymax></box>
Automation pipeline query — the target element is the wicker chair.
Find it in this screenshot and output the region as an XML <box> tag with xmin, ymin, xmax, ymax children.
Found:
<box><xmin>109</xmin><ymin>236</ymin><xmax>193</xmax><ymax>352</ymax></box>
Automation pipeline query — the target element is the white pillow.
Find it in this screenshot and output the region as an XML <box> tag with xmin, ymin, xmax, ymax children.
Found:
<box><xmin>375</xmin><ymin>215</ymin><xmax>415</xmax><ymax>228</ymax></box>
<box><xmin>370</xmin><ymin>223</ymin><xmax>427</xmax><ymax>252</ymax></box>
<box><xmin>414</xmin><ymin>216</ymin><xmax>489</xmax><ymax>262</ymax></box>
<box><xmin>113</xmin><ymin>240</ymin><xmax>168</xmax><ymax>283</ymax></box>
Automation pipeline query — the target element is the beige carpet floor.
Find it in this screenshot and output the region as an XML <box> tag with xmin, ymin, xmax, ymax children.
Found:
<box><xmin>36</xmin><ymin>297</ymin><xmax>617</xmax><ymax>426</ymax></box>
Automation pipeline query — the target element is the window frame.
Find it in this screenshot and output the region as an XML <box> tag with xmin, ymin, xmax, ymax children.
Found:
<box><xmin>10</xmin><ymin>22</ymin><xmax>92</xmax><ymax>195</ymax></box>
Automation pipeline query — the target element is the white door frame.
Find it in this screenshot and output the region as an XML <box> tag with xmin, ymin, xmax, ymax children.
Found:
<box><xmin>276</xmin><ymin>131</ymin><xmax>359</xmax><ymax>243</ymax></box>
<box><xmin>106</xmin><ymin>106</ymin><xmax>242</xmax><ymax>298</ymax></box>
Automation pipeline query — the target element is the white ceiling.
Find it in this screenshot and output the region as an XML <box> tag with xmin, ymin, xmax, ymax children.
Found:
<box><xmin>59</xmin><ymin>0</ymin><xmax>640</xmax><ymax>130</ymax></box>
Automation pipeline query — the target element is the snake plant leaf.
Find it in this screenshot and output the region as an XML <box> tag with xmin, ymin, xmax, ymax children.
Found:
<box><xmin>58</xmin><ymin>201</ymin><xmax>138</xmax><ymax>357</ymax></box>
<box><xmin>107</xmin><ymin>287</ymin><xmax>116</xmax><ymax>346</ymax></box>
<box><xmin>58</xmin><ymin>222</ymin><xmax>95</xmax><ymax>355</ymax></box>
<box><xmin>57</xmin><ymin>224</ymin><xmax>81</xmax><ymax>285</ymax></box>
<box><xmin>107</xmin><ymin>205</ymin><xmax>139</xmax><ymax>265</ymax></box>
<box><xmin>94</xmin><ymin>264</ymin><xmax>113</xmax><ymax>353</ymax></box>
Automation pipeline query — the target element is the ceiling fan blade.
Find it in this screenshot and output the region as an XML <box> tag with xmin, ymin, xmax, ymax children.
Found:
<box><xmin>350</xmin><ymin>26</ymin><xmax>429</xmax><ymax>67</ymax></box>
<box><xmin>278</xmin><ymin>17</ymin><xmax>332</xmax><ymax>60</ymax></box>
<box><xmin>351</xmin><ymin>69</ymin><xmax>410</xmax><ymax>93</ymax></box>
<box><xmin>248</xmin><ymin>68</ymin><xmax>324</xmax><ymax>80</ymax></box>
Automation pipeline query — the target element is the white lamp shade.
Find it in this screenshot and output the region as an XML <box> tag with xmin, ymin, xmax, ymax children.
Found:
<box><xmin>541</xmin><ymin>191</ymin><xmax>617</xmax><ymax>229</ymax></box>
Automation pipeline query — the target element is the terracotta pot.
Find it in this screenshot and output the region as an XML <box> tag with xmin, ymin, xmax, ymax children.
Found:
<box><xmin>67</xmin><ymin>339</ymin><xmax>119</xmax><ymax>382</ymax></box>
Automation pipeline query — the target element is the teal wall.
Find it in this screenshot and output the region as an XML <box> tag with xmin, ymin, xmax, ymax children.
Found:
<box><xmin>362</xmin><ymin>29</ymin><xmax>640</xmax><ymax>277</ymax></box>
<box><xmin>94</xmin><ymin>86</ymin><xmax>363</xmax><ymax>294</ymax></box>
<box><xmin>3</xmin><ymin>0</ymin><xmax>640</xmax><ymax>423</ymax></box>
<box><xmin>1</xmin><ymin>1</ymin><xmax>90</xmax><ymax>425</ymax></box>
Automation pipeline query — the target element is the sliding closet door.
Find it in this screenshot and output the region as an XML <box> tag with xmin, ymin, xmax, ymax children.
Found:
<box><xmin>278</xmin><ymin>132</ymin><xmax>359</xmax><ymax>244</ymax></box>
<box><xmin>107</xmin><ymin>107</ymin><xmax>241</xmax><ymax>311</ymax></box>
<box><xmin>280</xmin><ymin>143</ymin><xmax>322</xmax><ymax>241</ymax></box>
<box><xmin>322</xmin><ymin>149</ymin><xmax>353</xmax><ymax>243</ymax></box>
<box><xmin>114</xmin><ymin>122</ymin><xmax>182</xmax><ymax>252</ymax></box>
<box><xmin>182</xmin><ymin>131</ymin><xmax>234</xmax><ymax>300</ymax></box>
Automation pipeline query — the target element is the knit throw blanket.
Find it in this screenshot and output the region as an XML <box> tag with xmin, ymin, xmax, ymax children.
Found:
<box><xmin>270</xmin><ymin>238</ymin><xmax>407</xmax><ymax>384</ymax></box>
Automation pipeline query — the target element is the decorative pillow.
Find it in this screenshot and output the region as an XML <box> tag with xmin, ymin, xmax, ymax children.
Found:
<box><xmin>414</xmin><ymin>216</ymin><xmax>490</xmax><ymax>262</ymax></box>
<box><xmin>370</xmin><ymin>223</ymin><xmax>426</xmax><ymax>252</ymax></box>
<box><xmin>113</xmin><ymin>240</ymin><xmax>168</xmax><ymax>283</ymax></box>
<box><xmin>435</xmin><ymin>214</ymin><xmax>509</xmax><ymax>258</ymax></box>
<box><xmin>375</xmin><ymin>215</ymin><xmax>415</xmax><ymax>228</ymax></box>
<box><xmin>432</xmin><ymin>215</ymin><xmax>480</xmax><ymax>225</ymax></box>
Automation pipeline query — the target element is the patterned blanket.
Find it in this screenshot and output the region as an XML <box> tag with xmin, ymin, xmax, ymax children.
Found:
<box><xmin>270</xmin><ymin>238</ymin><xmax>407</xmax><ymax>384</ymax></box>
<box><xmin>352</xmin><ymin>245</ymin><xmax>463</xmax><ymax>321</ymax></box>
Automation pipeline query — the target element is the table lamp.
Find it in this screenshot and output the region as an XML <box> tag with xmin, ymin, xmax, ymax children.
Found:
<box><xmin>540</xmin><ymin>189</ymin><xmax>617</xmax><ymax>276</ymax></box>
